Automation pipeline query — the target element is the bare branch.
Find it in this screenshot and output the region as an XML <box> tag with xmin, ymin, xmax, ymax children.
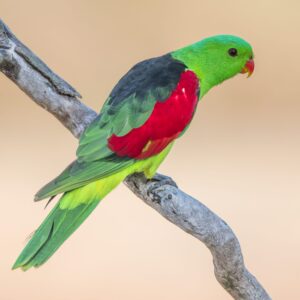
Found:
<box><xmin>125</xmin><ymin>173</ymin><xmax>271</xmax><ymax>300</ymax></box>
<box><xmin>0</xmin><ymin>19</ymin><xmax>271</xmax><ymax>300</ymax></box>
<box><xmin>0</xmin><ymin>20</ymin><xmax>96</xmax><ymax>138</ymax></box>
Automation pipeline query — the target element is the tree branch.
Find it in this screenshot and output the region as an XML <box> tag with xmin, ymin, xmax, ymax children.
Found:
<box><xmin>0</xmin><ymin>19</ymin><xmax>271</xmax><ymax>300</ymax></box>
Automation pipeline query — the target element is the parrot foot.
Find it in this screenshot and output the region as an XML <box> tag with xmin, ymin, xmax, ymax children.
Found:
<box><xmin>146</xmin><ymin>174</ymin><xmax>178</xmax><ymax>204</ymax></box>
<box><xmin>149</xmin><ymin>174</ymin><xmax>177</xmax><ymax>187</ymax></box>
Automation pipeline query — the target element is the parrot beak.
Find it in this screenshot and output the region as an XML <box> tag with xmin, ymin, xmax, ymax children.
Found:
<box><xmin>240</xmin><ymin>58</ymin><xmax>255</xmax><ymax>77</ymax></box>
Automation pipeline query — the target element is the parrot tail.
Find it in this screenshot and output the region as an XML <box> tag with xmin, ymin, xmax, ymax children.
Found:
<box><xmin>12</xmin><ymin>172</ymin><xmax>125</xmax><ymax>271</ymax></box>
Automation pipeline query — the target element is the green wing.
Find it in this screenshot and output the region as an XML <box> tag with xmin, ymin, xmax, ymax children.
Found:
<box><xmin>76</xmin><ymin>94</ymin><xmax>156</xmax><ymax>163</ymax></box>
<box><xmin>35</xmin><ymin>54</ymin><xmax>186</xmax><ymax>200</ymax></box>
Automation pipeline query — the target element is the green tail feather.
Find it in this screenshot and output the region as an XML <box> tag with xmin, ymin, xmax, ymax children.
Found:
<box><xmin>12</xmin><ymin>197</ymin><xmax>101</xmax><ymax>271</ymax></box>
<box><xmin>12</xmin><ymin>170</ymin><xmax>127</xmax><ymax>271</ymax></box>
<box><xmin>13</xmin><ymin>145</ymin><xmax>174</xmax><ymax>271</ymax></box>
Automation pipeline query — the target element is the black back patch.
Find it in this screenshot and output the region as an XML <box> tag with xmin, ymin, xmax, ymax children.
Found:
<box><xmin>108</xmin><ymin>53</ymin><xmax>187</xmax><ymax>106</ymax></box>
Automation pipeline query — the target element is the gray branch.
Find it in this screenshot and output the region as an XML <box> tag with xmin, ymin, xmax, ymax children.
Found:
<box><xmin>0</xmin><ymin>19</ymin><xmax>271</xmax><ymax>300</ymax></box>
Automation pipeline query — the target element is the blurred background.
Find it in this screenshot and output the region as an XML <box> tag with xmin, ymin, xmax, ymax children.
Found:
<box><xmin>0</xmin><ymin>0</ymin><xmax>299</xmax><ymax>299</ymax></box>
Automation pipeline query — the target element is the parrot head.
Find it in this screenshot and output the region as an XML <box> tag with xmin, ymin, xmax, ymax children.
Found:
<box><xmin>172</xmin><ymin>35</ymin><xmax>254</xmax><ymax>97</ymax></box>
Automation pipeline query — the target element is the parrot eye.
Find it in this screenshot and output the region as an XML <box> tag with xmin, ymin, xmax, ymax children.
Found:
<box><xmin>228</xmin><ymin>48</ymin><xmax>238</xmax><ymax>57</ymax></box>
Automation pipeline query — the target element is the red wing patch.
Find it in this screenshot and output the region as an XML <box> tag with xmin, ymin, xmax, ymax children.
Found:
<box><xmin>108</xmin><ymin>70</ymin><xmax>199</xmax><ymax>159</ymax></box>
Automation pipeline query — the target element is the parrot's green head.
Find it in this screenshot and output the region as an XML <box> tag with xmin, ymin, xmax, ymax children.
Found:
<box><xmin>172</xmin><ymin>35</ymin><xmax>254</xmax><ymax>97</ymax></box>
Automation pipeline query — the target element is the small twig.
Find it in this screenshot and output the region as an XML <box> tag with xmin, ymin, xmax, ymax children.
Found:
<box><xmin>0</xmin><ymin>19</ymin><xmax>271</xmax><ymax>300</ymax></box>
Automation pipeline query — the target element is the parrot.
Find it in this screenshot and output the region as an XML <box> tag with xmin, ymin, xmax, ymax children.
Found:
<box><xmin>13</xmin><ymin>35</ymin><xmax>254</xmax><ymax>270</ymax></box>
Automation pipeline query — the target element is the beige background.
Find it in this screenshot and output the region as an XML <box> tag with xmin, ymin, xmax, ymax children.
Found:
<box><xmin>0</xmin><ymin>0</ymin><xmax>299</xmax><ymax>299</ymax></box>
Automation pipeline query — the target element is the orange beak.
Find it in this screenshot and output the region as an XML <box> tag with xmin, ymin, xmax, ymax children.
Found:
<box><xmin>240</xmin><ymin>59</ymin><xmax>255</xmax><ymax>77</ymax></box>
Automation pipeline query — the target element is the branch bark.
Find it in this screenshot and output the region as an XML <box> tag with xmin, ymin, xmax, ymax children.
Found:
<box><xmin>0</xmin><ymin>19</ymin><xmax>271</xmax><ymax>300</ymax></box>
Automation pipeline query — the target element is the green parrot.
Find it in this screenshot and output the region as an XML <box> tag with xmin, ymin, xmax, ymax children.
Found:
<box><xmin>13</xmin><ymin>35</ymin><xmax>254</xmax><ymax>270</ymax></box>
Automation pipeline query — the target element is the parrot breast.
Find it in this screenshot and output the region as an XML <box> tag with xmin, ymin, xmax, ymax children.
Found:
<box><xmin>108</xmin><ymin>70</ymin><xmax>199</xmax><ymax>159</ymax></box>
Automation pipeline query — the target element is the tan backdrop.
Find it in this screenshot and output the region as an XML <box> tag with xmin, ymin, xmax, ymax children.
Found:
<box><xmin>0</xmin><ymin>0</ymin><xmax>299</xmax><ymax>299</ymax></box>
